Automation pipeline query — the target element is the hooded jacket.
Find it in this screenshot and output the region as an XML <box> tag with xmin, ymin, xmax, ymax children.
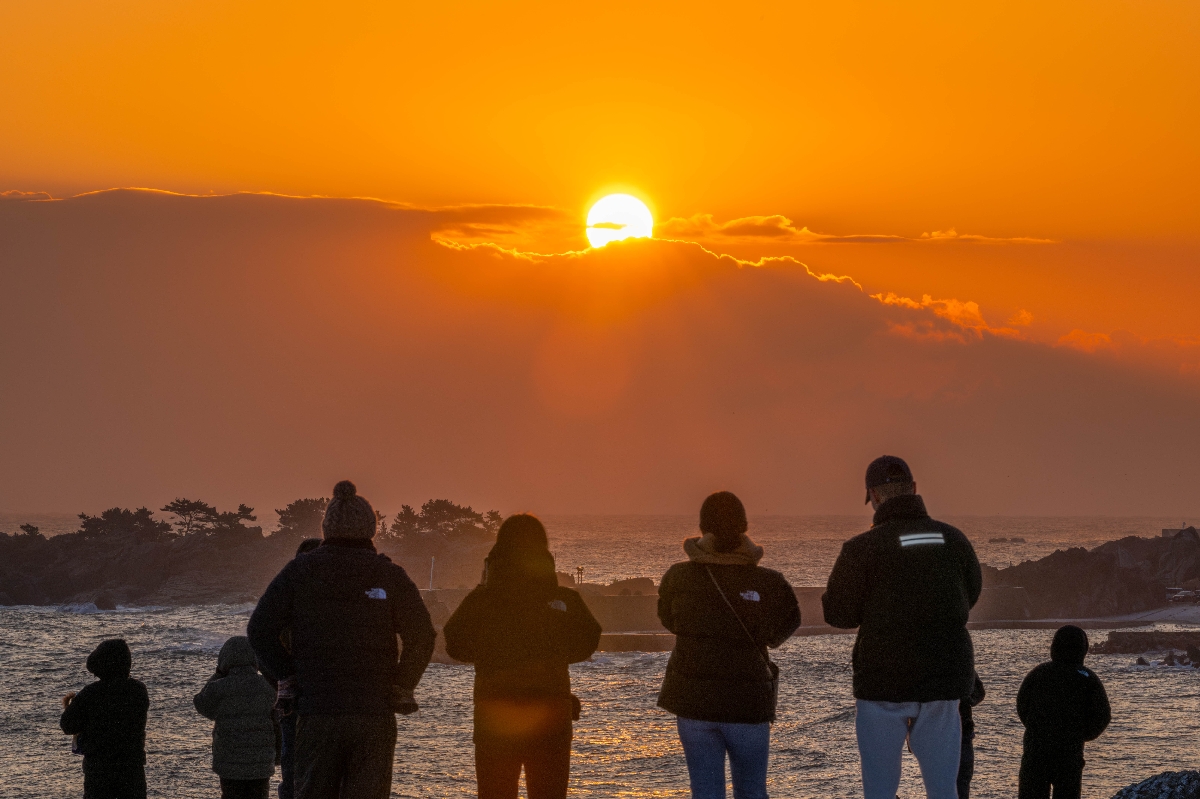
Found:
<box><xmin>1017</xmin><ymin>626</ymin><xmax>1111</xmax><ymax>754</ymax></box>
<box><xmin>248</xmin><ymin>539</ymin><xmax>436</xmax><ymax>716</ymax></box>
<box><xmin>822</xmin><ymin>494</ymin><xmax>982</xmax><ymax>702</ymax></box>
<box><xmin>443</xmin><ymin>543</ymin><xmax>600</xmax><ymax>740</ymax></box>
<box><xmin>59</xmin><ymin>639</ymin><xmax>149</xmax><ymax>768</ymax></box>
<box><xmin>656</xmin><ymin>533</ymin><xmax>801</xmax><ymax>724</ymax></box>
<box><xmin>193</xmin><ymin>636</ymin><xmax>278</xmax><ymax>780</ymax></box>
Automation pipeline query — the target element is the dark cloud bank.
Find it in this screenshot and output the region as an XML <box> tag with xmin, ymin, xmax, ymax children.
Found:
<box><xmin>1</xmin><ymin>190</ymin><xmax>1197</xmax><ymax>518</ymax></box>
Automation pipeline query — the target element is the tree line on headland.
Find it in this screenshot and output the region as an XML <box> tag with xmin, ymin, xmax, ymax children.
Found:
<box><xmin>3</xmin><ymin>500</ymin><xmax>1200</xmax><ymax>621</ymax></box>
<box><xmin>0</xmin><ymin>497</ymin><xmax>501</xmax><ymax>607</ymax></box>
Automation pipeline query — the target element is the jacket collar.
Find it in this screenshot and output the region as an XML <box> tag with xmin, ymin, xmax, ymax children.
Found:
<box><xmin>683</xmin><ymin>532</ymin><xmax>764</xmax><ymax>566</ymax></box>
<box><xmin>321</xmin><ymin>537</ymin><xmax>376</xmax><ymax>550</ymax></box>
<box><xmin>872</xmin><ymin>494</ymin><xmax>930</xmax><ymax>526</ymax></box>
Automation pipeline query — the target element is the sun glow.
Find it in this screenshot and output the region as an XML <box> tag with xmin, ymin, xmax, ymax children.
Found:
<box><xmin>586</xmin><ymin>194</ymin><xmax>653</xmax><ymax>248</ymax></box>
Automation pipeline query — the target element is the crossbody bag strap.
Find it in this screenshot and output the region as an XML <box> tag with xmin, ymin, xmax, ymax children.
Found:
<box><xmin>704</xmin><ymin>566</ymin><xmax>773</xmax><ymax>674</ymax></box>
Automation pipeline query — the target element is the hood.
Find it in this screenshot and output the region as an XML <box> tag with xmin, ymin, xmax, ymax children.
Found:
<box><xmin>87</xmin><ymin>639</ymin><xmax>132</xmax><ymax>681</ymax></box>
<box><xmin>485</xmin><ymin>547</ymin><xmax>557</xmax><ymax>592</ymax></box>
<box><xmin>217</xmin><ymin>635</ymin><xmax>259</xmax><ymax>673</ymax></box>
<box><xmin>1050</xmin><ymin>625</ymin><xmax>1089</xmax><ymax>666</ymax></box>
<box><xmin>683</xmin><ymin>532</ymin><xmax>764</xmax><ymax>566</ymax></box>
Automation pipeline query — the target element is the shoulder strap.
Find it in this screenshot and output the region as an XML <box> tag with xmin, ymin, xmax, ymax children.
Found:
<box><xmin>705</xmin><ymin>566</ymin><xmax>772</xmax><ymax>671</ymax></box>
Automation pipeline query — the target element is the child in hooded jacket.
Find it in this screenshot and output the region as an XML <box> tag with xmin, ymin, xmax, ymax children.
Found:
<box><xmin>1016</xmin><ymin>625</ymin><xmax>1111</xmax><ymax>799</ymax></box>
<box><xmin>59</xmin><ymin>638</ymin><xmax>150</xmax><ymax>799</ymax></box>
<box><xmin>194</xmin><ymin>636</ymin><xmax>279</xmax><ymax>799</ymax></box>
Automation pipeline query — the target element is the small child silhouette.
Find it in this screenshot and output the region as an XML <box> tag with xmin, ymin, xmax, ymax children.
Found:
<box><xmin>59</xmin><ymin>639</ymin><xmax>150</xmax><ymax>799</ymax></box>
<box><xmin>193</xmin><ymin>636</ymin><xmax>278</xmax><ymax>799</ymax></box>
<box><xmin>1017</xmin><ymin>626</ymin><xmax>1111</xmax><ymax>799</ymax></box>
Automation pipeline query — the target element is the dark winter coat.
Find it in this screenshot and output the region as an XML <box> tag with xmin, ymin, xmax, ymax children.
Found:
<box><xmin>656</xmin><ymin>538</ymin><xmax>801</xmax><ymax>724</ymax></box>
<box><xmin>822</xmin><ymin>494</ymin><xmax>982</xmax><ymax>702</ymax></box>
<box><xmin>248</xmin><ymin>539</ymin><xmax>436</xmax><ymax>716</ymax></box>
<box><xmin>59</xmin><ymin>639</ymin><xmax>149</xmax><ymax>768</ymax></box>
<box><xmin>443</xmin><ymin>549</ymin><xmax>601</xmax><ymax>740</ymax></box>
<box><xmin>193</xmin><ymin>636</ymin><xmax>277</xmax><ymax>780</ymax></box>
<box><xmin>1017</xmin><ymin>661</ymin><xmax>1110</xmax><ymax>755</ymax></box>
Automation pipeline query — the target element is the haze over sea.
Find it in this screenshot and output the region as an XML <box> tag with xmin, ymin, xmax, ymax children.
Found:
<box><xmin>3</xmin><ymin>515</ymin><xmax>1197</xmax><ymax>799</ymax></box>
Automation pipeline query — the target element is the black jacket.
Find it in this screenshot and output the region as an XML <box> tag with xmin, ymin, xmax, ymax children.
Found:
<box><xmin>657</xmin><ymin>561</ymin><xmax>801</xmax><ymax>724</ymax></box>
<box><xmin>248</xmin><ymin>539</ymin><xmax>436</xmax><ymax>716</ymax></box>
<box><xmin>60</xmin><ymin>640</ymin><xmax>149</xmax><ymax>768</ymax></box>
<box><xmin>822</xmin><ymin>495</ymin><xmax>982</xmax><ymax>702</ymax></box>
<box><xmin>1017</xmin><ymin>661</ymin><xmax>1110</xmax><ymax>754</ymax></box>
<box><xmin>443</xmin><ymin>551</ymin><xmax>600</xmax><ymax>739</ymax></box>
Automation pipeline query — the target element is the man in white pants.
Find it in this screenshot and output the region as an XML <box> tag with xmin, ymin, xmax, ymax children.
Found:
<box><xmin>822</xmin><ymin>456</ymin><xmax>982</xmax><ymax>799</ymax></box>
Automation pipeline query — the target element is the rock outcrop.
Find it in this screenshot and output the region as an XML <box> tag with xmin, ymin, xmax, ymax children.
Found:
<box><xmin>982</xmin><ymin>529</ymin><xmax>1200</xmax><ymax>619</ymax></box>
<box><xmin>1111</xmin><ymin>771</ymin><xmax>1200</xmax><ymax>799</ymax></box>
<box><xmin>0</xmin><ymin>527</ymin><xmax>302</xmax><ymax>606</ymax></box>
<box><xmin>1092</xmin><ymin>631</ymin><xmax>1200</xmax><ymax>655</ymax></box>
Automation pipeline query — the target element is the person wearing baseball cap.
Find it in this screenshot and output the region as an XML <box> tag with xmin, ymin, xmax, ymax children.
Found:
<box><xmin>822</xmin><ymin>457</ymin><xmax>982</xmax><ymax>799</ymax></box>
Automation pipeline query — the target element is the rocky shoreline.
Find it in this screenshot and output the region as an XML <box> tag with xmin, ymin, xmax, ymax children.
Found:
<box><xmin>5</xmin><ymin>526</ymin><xmax>1200</xmax><ymax>630</ymax></box>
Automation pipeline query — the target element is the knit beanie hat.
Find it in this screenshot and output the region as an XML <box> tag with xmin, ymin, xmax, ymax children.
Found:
<box><xmin>1050</xmin><ymin>624</ymin><xmax>1089</xmax><ymax>665</ymax></box>
<box><xmin>321</xmin><ymin>480</ymin><xmax>377</xmax><ymax>539</ymax></box>
<box><xmin>699</xmin><ymin>491</ymin><xmax>748</xmax><ymax>553</ymax></box>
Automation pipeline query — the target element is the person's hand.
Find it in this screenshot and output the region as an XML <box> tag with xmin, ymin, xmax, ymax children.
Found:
<box><xmin>390</xmin><ymin>686</ymin><xmax>418</xmax><ymax>716</ymax></box>
<box><xmin>61</xmin><ymin>692</ymin><xmax>76</xmax><ymax>710</ymax></box>
<box><xmin>275</xmin><ymin>676</ymin><xmax>299</xmax><ymax>716</ymax></box>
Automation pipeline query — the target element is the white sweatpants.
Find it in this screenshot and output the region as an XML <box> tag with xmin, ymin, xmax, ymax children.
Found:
<box><xmin>855</xmin><ymin>699</ymin><xmax>961</xmax><ymax>799</ymax></box>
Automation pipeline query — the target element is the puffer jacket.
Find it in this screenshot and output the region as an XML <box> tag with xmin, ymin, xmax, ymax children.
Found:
<box><xmin>59</xmin><ymin>639</ymin><xmax>149</xmax><ymax>768</ymax></box>
<box><xmin>444</xmin><ymin>548</ymin><xmax>601</xmax><ymax>740</ymax></box>
<box><xmin>248</xmin><ymin>539</ymin><xmax>436</xmax><ymax>715</ymax></box>
<box><xmin>822</xmin><ymin>494</ymin><xmax>982</xmax><ymax>702</ymax></box>
<box><xmin>193</xmin><ymin>636</ymin><xmax>277</xmax><ymax>780</ymax></box>
<box><xmin>656</xmin><ymin>534</ymin><xmax>801</xmax><ymax>724</ymax></box>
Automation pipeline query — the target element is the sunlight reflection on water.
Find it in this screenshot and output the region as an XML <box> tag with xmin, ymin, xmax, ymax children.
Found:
<box><xmin>2</xmin><ymin>605</ymin><xmax>1198</xmax><ymax>799</ymax></box>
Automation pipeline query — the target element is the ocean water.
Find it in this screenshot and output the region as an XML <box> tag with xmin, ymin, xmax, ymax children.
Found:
<box><xmin>2</xmin><ymin>516</ymin><xmax>1197</xmax><ymax>799</ymax></box>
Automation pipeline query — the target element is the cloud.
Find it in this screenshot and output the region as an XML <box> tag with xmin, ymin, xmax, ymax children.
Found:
<box><xmin>918</xmin><ymin>228</ymin><xmax>1056</xmax><ymax>244</ymax></box>
<box><xmin>0</xmin><ymin>189</ymin><xmax>1195</xmax><ymax>517</ymax></box>
<box><xmin>658</xmin><ymin>214</ymin><xmax>1056</xmax><ymax>245</ymax></box>
<box><xmin>424</xmin><ymin>203</ymin><xmax>575</xmax><ymax>248</ymax></box>
<box><xmin>873</xmin><ymin>292</ymin><xmax>1023</xmax><ymax>340</ymax></box>
<box><xmin>0</xmin><ymin>190</ymin><xmax>54</xmax><ymax>202</ymax></box>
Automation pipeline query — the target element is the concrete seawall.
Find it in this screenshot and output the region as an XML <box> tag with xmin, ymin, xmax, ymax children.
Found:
<box><xmin>423</xmin><ymin>586</ymin><xmax>1193</xmax><ymax>657</ymax></box>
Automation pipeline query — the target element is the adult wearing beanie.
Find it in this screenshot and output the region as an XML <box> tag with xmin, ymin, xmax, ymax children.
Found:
<box><xmin>1016</xmin><ymin>625</ymin><xmax>1111</xmax><ymax>799</ymax></box>
<box><xmin>444</xmin><ymin>514</ymin><xmax>601</xmax><ymax>799</ymax></box>
<box><xmin>249</xmin><ymin>481</ymin><xmax>436</xmax><ymax>799</ymax></box>
<box><xmin>657</xmin><ymin>492</ymin><xmax>801</xmax><ymax>799</ymax></box>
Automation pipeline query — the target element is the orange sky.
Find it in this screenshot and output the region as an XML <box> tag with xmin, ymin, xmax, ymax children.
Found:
<box><xmin>1</xmin><ymin>3</ymin><xmax>1199</xmax><ymax>516</ymax></box>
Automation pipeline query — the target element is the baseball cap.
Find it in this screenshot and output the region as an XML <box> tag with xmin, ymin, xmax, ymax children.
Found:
<box><xmin>864</xmin><ymin>456</ymin><xmax>913</xmax><ymax>504</ymax></box>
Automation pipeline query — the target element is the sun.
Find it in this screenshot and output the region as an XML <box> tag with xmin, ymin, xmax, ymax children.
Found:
<box><xmin>586</xmin><ymin>194</ymin><xmax>654</xmax><ymax>248</ymax></box>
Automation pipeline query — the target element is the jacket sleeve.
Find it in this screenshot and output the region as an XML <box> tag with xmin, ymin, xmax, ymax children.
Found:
<box><xmin>657</xmin><ymin>567</ymin><xmax>678</xmax><ymax>633</ymax></box>
<box><xmin>247</xmin><ymin>563</ymin><xmax>297</xmax><ymax>681</ymax></box>
<box><xmin>1082</xmin><ymin>674</ymin><xmax>1112</xmax><ymax>741</ymax></box>
<box><xmin>192</xmin><ymin>676</ymin><xmax>223</xmax><ymax>721</ymax></box>
<box><xmin>550</xmin><ymin>589</ymin><xmax>602</xmax><ymax>663</ymax></box>
<box><xmin>59</xmin><ymin>686</ymin><xmax>90</xmax><ymax>735</ymax></box>
<box><xmin>969</xmin><ymin>676</ymin><xmax>986</xmax><ymax>706</ymax></box>
<box><xmin>1016</xmin><ymin>668</ymin><xmax>1036</xmax><ymax>726</ymax></box>
<box><xmin>443</xmin><ymin>588</ymin><xmax>485</xmax><ymax>664</ymax></box>
<box><xmin>959</xmin><ymin>534</ymin><xmax>983</xmax><ymax>608</ymax></box>
<box><xmin>391</xmin><ymin>566</ymin><xmax>436</xmax><ymax>692</ymax></box>
<box><xmin>822</xmin><ymin>540</ymin><xmax>866</xmax><ymax>629</ymax></box>
<box><xmin>766</xmin><ymin>575</ymin><xmax>802</xmax><ymax>647</ymax></box>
